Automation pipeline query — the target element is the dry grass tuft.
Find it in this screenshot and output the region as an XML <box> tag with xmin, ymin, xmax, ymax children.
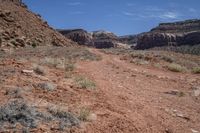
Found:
<box><xmin>75</xmin><ymin>76</ymin><xmax>96</xmax><ymax>89</ymax></box>
<box><xmin>167</xmin><ymin>63</ymin><xmax>186</xmax><ymax>72</ymax></box>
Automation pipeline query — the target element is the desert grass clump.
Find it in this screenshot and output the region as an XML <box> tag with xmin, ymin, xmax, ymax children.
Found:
<box><xmin>34</xmin><ymin>65</ymin><xmax>47</xmax><ymax>76</ymax></box>
<box><xmin>130</xmin><ymin>59</ymin><xmax>149</xmax><ymax>65</ymax></box>
<box><xmin>64</xmin><ymin>60</ymin><xmax>75</xmax><ymax>78</ymax></box>
<box><xmin>40</xmin><ymin>57</ymin><xmax>63</xmax><ymax>68</ymax></box>
<box><xmin>161</xmin><ymin>55</ymin><xmax>174</xmax><ymax>63</ymax></box>
<box><xmin>75</xmin><ymin>76</ymin><xmax>96</xmax><ymax>89</ymax></box>
<box><xmin>192</xmin><ymin>67</ymin><xmax>200</xmax><ymax>74</ymax></box>
<box><xmin>164</xmin><ymin>90</ymin><xmax>185</xmax><ymax>97</ymax></box>
<box><xmin>167</xmin><ymin>63</ymin><xmax>186</xmax><ymax>72</ymax></box>
<box><xmin>47</xmin><ymin>106</ymin><xmax>80</xmax><ymax>129</ymax></box>
<box><xmin>66</xmin><ymin>64</ymin><xmax>75</xmax><ymax>71</ymax></box>
<box><xmin>78</xmin><ymin>108</ymin><xmax>91</xmax><ymax>121</ymax></box>
<box><xmin>0</xmin><ymin>100</ymin><xmax>41</xmax><ymax>128</ymax></box>
<box><xmin>65</xmin><ymin>62</ymin><xmax>75</xmax><ymax>72</ymax></box>
<box><xmin>37</xmin><ymin>82</ymin><xmax>57</xmax><ymax>91</ymax></box>
<box><xmin>4</xmin><ymin>88</ymin><xmax>23</xmax><ymax>98</ymax></box>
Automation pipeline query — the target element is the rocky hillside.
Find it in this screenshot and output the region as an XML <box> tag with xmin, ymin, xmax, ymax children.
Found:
<box><xmin>0</xmin><ymin>0</ymin><xmax>74</xmax><ymax>48</ymax></box>
<box><xmin>59</xmin><ymin>29</ymin><xmax>123</xmax><ymax>48</ymax></box>
<box><xmin>135</xmin><ymin>19</ymin><xmax>200</xmax><ymax>50</ymax></box>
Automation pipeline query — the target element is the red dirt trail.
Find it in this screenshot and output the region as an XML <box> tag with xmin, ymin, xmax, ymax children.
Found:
<box><xmin>73</xmin><ymin>48</ymin><xmax>200</xmax><ymax>133</ymax></box>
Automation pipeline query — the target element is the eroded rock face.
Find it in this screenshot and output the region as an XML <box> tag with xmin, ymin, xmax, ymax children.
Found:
<box><xmin>58</xmin><ymin>29</ymin><xmax>93</xmax><ymax>46</ymax></box>
<box><xmin>92</xmin><ymin>30</ymin><xmax>118</xmax><ymax>49</ymax></box>
<box><xmin>59</xmin><ymin>29</ymin><xmax>119</xmax><ymax>48</ymax></box>
<box><xmin>135</xmin><ymin>19</ymin><xmax>200</xmax><ymax>50</ymax></box>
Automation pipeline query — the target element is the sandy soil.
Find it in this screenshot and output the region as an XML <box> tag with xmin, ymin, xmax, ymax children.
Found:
<box><xmin>0</xmin><ymin>48</ymin><xmax>199</xmax><ymax>133</ymax></box>
<box><xmin>73</xmin><ymin>48</ymin><xmax>200</xmax><ymax>133</ymax></box>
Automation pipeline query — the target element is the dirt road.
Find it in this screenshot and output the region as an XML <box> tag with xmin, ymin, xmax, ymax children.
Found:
<box><xmin>74</xmin><ymin>48</ymin><xmax>200</xmax><ymax>133</ymax></box>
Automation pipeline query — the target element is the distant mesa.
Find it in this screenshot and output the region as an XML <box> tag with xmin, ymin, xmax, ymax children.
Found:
<box><xmin>58</xmin><ymin>19</ymin><xmax>200</xmax><ymax>50</ymax></box>
<box><xmin>135</xmin><ymin>19</ymin><xmax>200</xmax><ymax>50</ymax></box>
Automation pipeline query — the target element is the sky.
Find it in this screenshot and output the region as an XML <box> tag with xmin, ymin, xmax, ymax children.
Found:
<box><xmin>23</xmin><ymin>0</ymin><xmax>200</xmax><ymax>36</ymax></box>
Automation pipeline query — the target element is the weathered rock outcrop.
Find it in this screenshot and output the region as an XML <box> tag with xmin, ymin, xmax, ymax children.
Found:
<box><xmin>0</xmin><ymin>0</ymin><xmax>74</xmax><ymax>48</ymax></box>
<box><xmin>59</xmin><ymin>29</ymin><xmax>119</xmax><ymax>48</ymax></box>
<box><xmin>92</xmin><ymin>30</ymin><xmax>118</xmax><ymax>48</ymax></box>
<box><xmin>135</xmin><ymin>19</ymin><xmax>200</xmax><ymax>49</ymax></box>
<box><xmin>58</xmin><ymin>29</ymin><xmax>93</xmax><ymax>46</ymax></box>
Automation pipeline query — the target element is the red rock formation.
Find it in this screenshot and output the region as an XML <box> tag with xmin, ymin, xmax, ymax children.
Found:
<box><xmin>59</xmin><ymin>29</ymin><xmax>119</xmax><ymax>48</ymax></box>
<box><xmin>135</xmin><ymin>19</ymin><xmax>200</xmax><ymax>50</ymax></box>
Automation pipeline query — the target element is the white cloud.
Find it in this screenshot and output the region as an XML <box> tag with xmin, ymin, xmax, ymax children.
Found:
<box><xmin>67</xmin><ymin>2</ymin><xmax>81</xmax><ymax>6</ymax></box>
<box><xmin>159</xmin><ymin>12</ymin><xmax>178</xmax><ymax>19</ymax></box>
<box><xmin>121</xmin><ymin>3</ymin><xmax>200</xmax><ymax>21</ymax></box>
<box><xmin>121</xmin><ymin>10</ymin><xmax>181</xmax><ymax>21</ymax></box>
<box><xmin>122</xmin><ymin>11</ymin><xmax>135</xmax><ymax>16</ymax></box>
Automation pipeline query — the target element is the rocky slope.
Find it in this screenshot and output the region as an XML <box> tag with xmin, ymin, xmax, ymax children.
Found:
<box><xmin>59</xmin><ymin>29</ymin><xmax>122</xmax><ymax>48</ymax></box>
<box><xmin>0</xmin><ymin>0</ymin><xmax>74</xmax><ymax>48</ymax></box>
<box><xmin>135</xmin><ymin>19</ymin><xmax>200</xmax><ymax>50</ymax></box>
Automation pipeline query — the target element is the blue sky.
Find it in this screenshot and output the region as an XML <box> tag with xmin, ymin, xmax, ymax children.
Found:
<box><xmin>23</xmin><ymin>0</ymin><xmax>200</xmax><ymax>36</ymax></box>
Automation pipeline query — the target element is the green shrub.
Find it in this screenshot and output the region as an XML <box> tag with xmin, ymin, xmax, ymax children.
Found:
<box><xmin>192</xmin><ymin>67</ymin><xmax>200</xmax><ymax>74</ymax></box>
<box><xmin>167</xmin><ymin>63</ymin><xmax>186</xmax><ymax>72</ymax></box>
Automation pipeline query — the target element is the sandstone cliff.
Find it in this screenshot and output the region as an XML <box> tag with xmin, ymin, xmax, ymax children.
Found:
<box><xmin>135</xmin><ymin>19</ymin><xmax>200</xmax><ymax>50</ymax></box>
